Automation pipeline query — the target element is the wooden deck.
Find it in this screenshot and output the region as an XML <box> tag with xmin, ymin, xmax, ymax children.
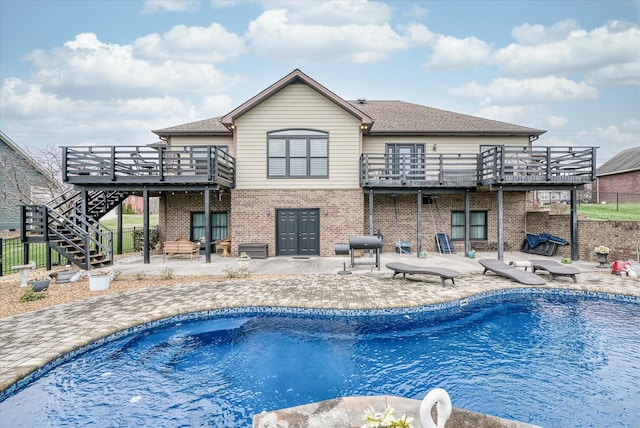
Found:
<box><xmin>361</xmin><ymin>146</ymin><xmax>595</xmax><ymax>189</ymax></box>
<box><xmin>63</xmin><ymin>145</ymin><xmax>235</xmax><ymax>189</ymax></box>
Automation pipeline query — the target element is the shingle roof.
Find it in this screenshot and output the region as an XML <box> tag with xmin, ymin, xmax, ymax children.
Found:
<box><xmin>349</xmin><ymin>100</ymin><xmax>545</xmax><ymax>136</ymax></box>
<box><xmin>597</xmin><ymin>146</ymin><xmax>640</xmax><ymax>176</ymax></box>
<box><xmin>152</xmin><ymin>117</ymin><xmax>230</xmax><ymax>136</ymax></box>
<box><xmin>153</xmin><ymin>70</ymin><xmax>546</xmax><ymax>138</ymax></box>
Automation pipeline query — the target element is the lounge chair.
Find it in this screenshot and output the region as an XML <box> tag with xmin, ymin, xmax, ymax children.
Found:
<box><xmin>478</xmin><ymin>259</ymin><xmax>546</xmax><ymax>285</ymax></box>
<box><xmin>385</xmin><ymin>262</ymin><xmax>460</xmax><ymax>286</ymax></box>
<box><xmin>529</xmin><ymin>259</ymin><xmax>580</xmax><ymax>283</ymax></box>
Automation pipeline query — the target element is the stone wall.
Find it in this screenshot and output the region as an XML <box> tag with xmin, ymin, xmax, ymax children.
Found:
<box><xmin>526</xmin><ymin>210</ymin><xmax>639</xmax><ymax>261</ymax></box>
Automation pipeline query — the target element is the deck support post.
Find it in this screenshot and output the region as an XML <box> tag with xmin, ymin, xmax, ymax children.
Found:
<box><xmin>417</xmin><ymin>190</ymin><xmax>422</xmax><ymax>256</ymax></box>
<box><xmin>570</xmin><ymin>188</ymin><xmax>578</xmax><ymax>260</ymax></box>
<box><xmin>204</xmin><ymin>187</ymin><xmax>211</xmax><ymax>263</ymax></box>
<box><xmin>143</xmin><ymin>188</ymin><xmax>150</xmax><ymax>264</ymax></box>
<box><xmin>116</xmin><ymin>203</ymin><xmax>123</xmax><ymax>255</ymax></box>
<box><xmin>497</xmin><ymin>187</ymin><xmax>504</xmax><ymax>261</ymax></box>
<box><xmin>464</xmin><ymin>190</ymin><xmax>471</xmax><ymax>257</ymax></box>
<box><xmin>368</xmin><ymin>189</ymin><xmax>374</xmax><ymax>236</ymax></box>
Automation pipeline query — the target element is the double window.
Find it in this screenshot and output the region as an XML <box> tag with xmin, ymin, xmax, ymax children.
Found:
<box><xmin>268</xmin><ymin>130</ymin><xmax>328</xmax><ymax>178</ymax></box>
<box><xmin>191</xmin><ymin>212</ymin><xmax>228</xmax><ymax>242</ymax></box>
<box><xmin>451</xmin><ymin>211</ymin><xmax>487</xmax><ymax>240</ymax></box>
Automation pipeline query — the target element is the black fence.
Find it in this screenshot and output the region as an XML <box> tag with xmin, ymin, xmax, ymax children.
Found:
<box><xmin>1</xmin><ymin>226</ymin><xmax>159</xmax><ymax>277</ymax></box>
<box><xmin>589</xmin><ymin>191</ymin><xmax>640</xmax><ymax>205</ymax></box>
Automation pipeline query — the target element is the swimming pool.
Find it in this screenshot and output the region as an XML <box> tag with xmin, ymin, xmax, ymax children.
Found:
<box><xmin>1</xmin><ymin>290</ymin><xmax>639</xmax><ymax>427</ymax></box>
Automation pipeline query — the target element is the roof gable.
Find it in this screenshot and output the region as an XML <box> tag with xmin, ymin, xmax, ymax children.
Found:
<box><xmin>153</xmin><ymin>69</ymin><xmax>547</xmax><ymax>138</ymax></box>
<box><xmin>220</xmin><ymin>69</ymin><xmax>373</xmax><ymax>128</ymax></box>
<box><xmin>597</xmin><ymin>146</ymin><xmax>640</xmax><ymax>176</ymax></box>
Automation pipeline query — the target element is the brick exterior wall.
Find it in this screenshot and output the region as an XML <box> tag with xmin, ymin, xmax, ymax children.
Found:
<box><xmin>161</xmin><ymin>190</ymin><xmax>639</xmax><ymax>263</ymax></box>
<box><xmin>230</xmin><ymin>189</ymin><xmax>364</xmax><ymax>257</ymax></box>
<box><xmin>592</xmin><ymin>171</ymin><xmax>640</xmax><ymax>203</ymax></box>
<box><xmin>527</xmin><ymin>210</ymin><xmax>640</xmax><ymax>261</ymax></box>
<box><xmin>159</xmin><ymin>192</ymin><xmax>231</xmax><ymax>242</ymax></box>
<box><xmin>364</xmin><ymin>191</ymin><xmax>530</xmax><ymax>253</ymax></box>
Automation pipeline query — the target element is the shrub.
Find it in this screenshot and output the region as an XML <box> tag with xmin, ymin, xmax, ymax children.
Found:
<box><xmin>20</xmin><ymin>287</ymin><xmax>47</xmax><ymax>302</ymax></box>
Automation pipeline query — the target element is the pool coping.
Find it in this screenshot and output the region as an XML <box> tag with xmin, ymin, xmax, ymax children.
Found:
<box><xmin>1</xmin><ymin>269</ymin><xmax>639</xmax><ymax>395</ymax></box>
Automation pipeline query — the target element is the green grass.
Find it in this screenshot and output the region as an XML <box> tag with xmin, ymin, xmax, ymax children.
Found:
<box><xmin>2</xmin><ymin>215</ymin><xmax>159</xmax><ymax>275</ymax></box>
<box><xmin>100</xmin><ymin>214</ymin><xmax>159</xmax><ymax>230</ymax></box>
<box><xmin>574</xmin><ymin>203</ymin><xmax>640</xmax><ymax>221</ymax></box>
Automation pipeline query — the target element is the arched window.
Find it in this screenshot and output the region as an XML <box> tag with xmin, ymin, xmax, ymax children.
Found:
<box><xmin>267</xmin><ymin>129</ymin><xmax>328</xmax><ymax>178</ymax></box>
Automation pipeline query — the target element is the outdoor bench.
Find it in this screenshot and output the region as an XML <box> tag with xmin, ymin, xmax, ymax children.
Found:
<box><xmin>163</xmin><ymin>240</ymin><xmax>199</xmax><ymax>261</ymax></box>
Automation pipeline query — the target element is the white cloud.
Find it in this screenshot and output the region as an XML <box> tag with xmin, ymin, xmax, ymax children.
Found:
<box><xmin>424</xmin><ymin>35</ymin><xmax>492</xmax><ymax>70</ymax></box>
<box><xmin>1</xmin><ymin>76</ymin><xmax>202</xmax><ymax>147</ymax></box>
<box><xmin>24</xmin><ymin>33</ymin><xmax>240</xmax><ymax>99</ymax></box>
<box><xmin>586</xmin><ymin>62</ymin><xmax>640</xmax><ymax>87</ymax></box>
<box><xmin>493</xmin><ymin>20</ymin><xmax>640</xmax><ymax>84</ymax></box>
<box><xmin>259</xmin><ymin>0</ymin><xmax>393</xmax><ymax>26</ymax></box>
<box><xmin>141</xmin><ymin>0</ymin><xmax>199</xmax><ymax>14</ymax></box>
<box><xmin>449</xmin><ymin>76</ymin><xmax>598</xmax><ymax>105</ymax></box>
<box><xmin>473</xmin><ymin>104</ymin><xmax>567</xmax><ymax>131</ymax></box>
<box><xmin>245</xmin><ymin>7</ymin><xmax>426</xmax><ymax>63</ymax></box>
<box><xmin>133</xmin><ymin>23</ymin><xmax>245</xmax><ymax>63</ymax></box>
<box><xmin>511</xmin><ymin>19</ymin><xmax>581</xmax><ymax>45</ymax></box>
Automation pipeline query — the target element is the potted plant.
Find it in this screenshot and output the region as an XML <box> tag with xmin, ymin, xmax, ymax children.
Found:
<box><xmin>89</xmin><ymin>270</ymin><xmax>112</xmax><ymax>291</ymax></box>
<box><xmin>594</xmin><ymin>245</ymin><xmax>610</xmax><ymax>268</ymax></box>
<box><xmin>27</xmin><ymin>276</ymin><xmax>50</xmax><ymax>292</ymax></box>
<box><xmin>236</xmin><ymin>251</ymin><xmax>251</xmax><ymax>276</ymax></box>
<box><xmin>361</xmin><ymin>404</ymin><xmax>413</xmax><ymax>428</ymax></box>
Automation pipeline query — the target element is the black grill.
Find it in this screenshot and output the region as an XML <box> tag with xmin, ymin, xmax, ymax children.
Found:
<box><xmin>348</xmin><ymin>236</ymin><xmax>382</xmax><ymax>269</ymax></box>
<box><xmin>348</xmin><ymin>236</ymin><xmax>383</xmax><ymax>250</ymax></box>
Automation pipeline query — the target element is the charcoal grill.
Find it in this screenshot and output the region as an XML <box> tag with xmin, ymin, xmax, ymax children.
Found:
<box><xmin>348</xmin><ymin>236</ymin><xmax>383</xmax><ymax>269</ymax></box>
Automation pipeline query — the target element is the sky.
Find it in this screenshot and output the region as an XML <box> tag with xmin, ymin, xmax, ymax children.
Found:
<box><xmin>1</xmin><ymin>0</ymin><xmax>639</xmax><ymax>165</ymax></box>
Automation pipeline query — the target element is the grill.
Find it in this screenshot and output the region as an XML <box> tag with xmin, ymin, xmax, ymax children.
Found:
<box><xmin>348</xmin><ymin>236</ymin><xmax>383</xmax><ymax>269</ymax></box>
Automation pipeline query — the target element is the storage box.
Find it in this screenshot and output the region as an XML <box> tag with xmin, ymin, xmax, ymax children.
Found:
<box><xmin>395</xmin><ymin>242</ymin><xmax>411</xmax><ymax>253</ymax></box>
<box><xmin>238</xmin><ymin>243</ymin><xmax>268</xmax><ymax>259</ymax></box>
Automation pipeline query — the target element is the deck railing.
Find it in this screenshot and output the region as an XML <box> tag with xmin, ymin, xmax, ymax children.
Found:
<box><xmin>361</xmin><ymin>146</ymin><xmax>596</xmax><ymax>188</ymax></box>
<box><xmin>63</xmin><ymin>145</ymin><xmax>235</xmax><ymax>188</ymax></box>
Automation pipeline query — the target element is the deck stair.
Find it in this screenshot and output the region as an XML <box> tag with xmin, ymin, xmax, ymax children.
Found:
<box><xmin>20</xmin><ymin>188</ymin><xmax>124</xmax><ymax>270</ymax></box>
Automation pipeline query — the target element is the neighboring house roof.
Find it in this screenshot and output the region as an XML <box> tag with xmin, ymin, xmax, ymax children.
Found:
<box><xmin>0</xmin><ymin>130</ymin><xmax>55</xmax><ymax>183</ymax></box>
<box><xmin>153</xmin><ymin>69</ymin><xmax>545</xmax><ymax>138</ymax></box>
<box><xmin>597</xmin><ymin>146</ymin><xmax>640</xmax><ymax>176</ymax></box>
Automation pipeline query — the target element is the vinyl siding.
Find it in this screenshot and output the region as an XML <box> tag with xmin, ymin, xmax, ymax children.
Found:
<box><xmin>362</xmin><ymin>135</ymin><xmax>531</xmax><ymax>154</ymax></box>
<box><xmin>234</xmin><ymin>83</ymin><xmax>362</xmax><ymax>190</ymax></box>
<box><xmin>169</xmin><ymin>136</ymin><xmax>234</xmax><ymax>153</ymax></box>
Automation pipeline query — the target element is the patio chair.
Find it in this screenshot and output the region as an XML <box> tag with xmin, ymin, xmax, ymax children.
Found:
<box><xmin>130</xmin><ymin>152</ymin><xmax>156</xmax><ymax>175</ymax></box>
<box><xmin>529</xmin><ymin>259</ymin><xmax>581</xmax><ymax>283</ymax></box>
<box><xmin>386</xmin><ymin>262</ymin><xmax>460</xmax><ymax>287</ymax></box>
<box><xmin>478</xmin><ymin>258</ymin><xmax>546</xmax><ymax>285</ymax></box>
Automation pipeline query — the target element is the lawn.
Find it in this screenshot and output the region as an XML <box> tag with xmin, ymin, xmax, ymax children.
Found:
<box><xmin>100</xmin><ymin>214</ymin><xmax>159</xmax><ymax>229</ymax></box>
<box><xmin>574</xmin><ymin>203</ymin><xmax>640</xmax><ymax>221</ymax></box>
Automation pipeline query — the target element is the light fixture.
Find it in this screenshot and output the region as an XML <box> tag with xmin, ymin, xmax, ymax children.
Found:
<box><xmin>267</xmin><ymin>208</ymin><xmax>271</xmax><ymax>216</ymax></box>
<box><xmin>323</xmin><ymin>209</ymin><xmax>328</xmax><ymax>216</ymax></box>
<box><xmin>360</xmin><ymin>124</ymin><xmax>368</xmax><ymax>130</ymax></box>
<box><xmin>432</xmin><ymin>143</ymin><xmax>437</xmax><ymax>151</ymax></box>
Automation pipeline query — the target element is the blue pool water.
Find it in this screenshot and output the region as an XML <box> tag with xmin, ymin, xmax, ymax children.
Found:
<box><xmin>1</xmin><ymin>292</ymin><xmax>639</xmax><ymax>427</ymax></box>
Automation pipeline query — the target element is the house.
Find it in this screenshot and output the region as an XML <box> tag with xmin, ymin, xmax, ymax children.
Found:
<box><xmin>593</xmin><ymin>146</ymin><xmax>640</xmax><ymax>204</ymax></box>
<box><xmin>20</xmin><ymin>69</ymin><xmax>596</xmax><ymax>269</ymax></box>
<box><xmin>0</xmin><ymin>130</ymin><xmax>61</xmax><ymax>232</ymax></box>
